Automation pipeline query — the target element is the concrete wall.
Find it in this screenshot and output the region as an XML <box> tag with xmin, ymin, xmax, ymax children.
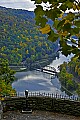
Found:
<box><xmin>2</xmin><ymin>97</ymin><xmax>80</xmax><ymax>116</ymax></box>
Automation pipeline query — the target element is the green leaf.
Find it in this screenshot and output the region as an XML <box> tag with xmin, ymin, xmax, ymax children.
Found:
<box><xmin>66</xmin><ymin>1</ymin><xmax>73</xmax><ymax>9</ymax></box>
<box><xmin>42</xmin><ymin>0</ymin><xmax>47</xmax><ymax>3</ymax></box>
<box><xmin>40</xmin><ymin>17</ymin><xmax>48</xmax><ymax>27</ymax></box>
<box><xmin>60</xmin><ymin>3</ymin><xmax>67</xmax><ymax>11</ymax></box>
<box><xmin>35</xmin><ymin>5</ymin><xmax>44</xmax><ymax>17</ymax></box>
<box><xmin>71</xmin><ymin>39</ymin><xmax>77</xmax><ymax>44</ymax></box>
<box><xmin>35</xmin><ymin>16</ymin><xmax>47</xmax><ymax>27</ymax></box>
<box><xmin>46</xmin><ymin>8</ymin><xmax>61</xmax><ymax>21</ymax></box>
<box><xmin>65</xmin><ymin>13</ymin><xmax>75</xmax><ymax>21</ymax></box>
<box><xmin>71</xmin><ymin>45</ymin><xmax>80</xmax><ymax>54</ymax></box>
<box><xmin>60</xmin><ymin>41</ymin><xmax>72</xmax><ymax>56</ymax></box>
<box><xmin>71</xmin><ymin>28</ymin><xmax>79</xmax><ymax>35</ymax></box>
<box><xmin>74</xmin><ymin>20</ymin><xmax>80</xmax><ymax>27</ymax></box>
<box><xmin>53</xmin><ymin>20</ymin><xmax>60</xmax><ymax>29</ymax></box>
<box><xmin>48</xmin><ymin>30</ymin><xmax>59</xmax><ymax>42</ymax></box>
<box><xmin>57</xmin><ymin>19</ymin><xmax>65</xmax><ymax>29</ymax></box>
<box><xmin>33</xmin><ymin>0</ymin><xmax>80</xmax><ymax>57</ymax></box>
<box><xmin>34</xmin><ymin>6</ymin><xmax>46</xmax><ymax>27</ymax></box>
<box><xmin>63</xmin><ymin>23</ymin><xmax>71</xmax><ymax>31</ymax></box>
<box><xmin>35</xmin><ymin>0</ymin><xmax>42</xmax><ymax>4</ymax></box>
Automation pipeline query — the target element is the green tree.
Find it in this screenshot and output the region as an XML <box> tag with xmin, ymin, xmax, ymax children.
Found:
<box><xmin>76</xmin><ymin>84</ymin><xmax>80</xmax><ymax>96</ymax></box>
<box><xmin>59</xmin><ymin>58</ymin><xmax>80</xmax><ymax>95</ymax></box>
<box><xmin>0</xmin><ymin>58</ymin><xmax>16</xmax><ymax>97</ymax></box>
<box><xmin>32</xmin><ymin>0</ymin><xmax>80</xmax><ymax>58</ymax></box>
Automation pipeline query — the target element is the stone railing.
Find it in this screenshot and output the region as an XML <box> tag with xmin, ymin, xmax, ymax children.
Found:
<box><xmin>1</xmin><ymin>92</ymin><xmax>79</xmax><ymax>101</ymax></box>
<box><xmin>0</xmin><ymin>91</ymin><xmax>80</xmax><ymax>116</ymax></box>
<box><xmin>1</xmin><ymin>95</ymin><xmax>80</xmax><ymax>116</ymax></box>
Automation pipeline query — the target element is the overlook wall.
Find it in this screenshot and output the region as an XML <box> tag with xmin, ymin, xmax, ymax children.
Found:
<box><xmin>2</xmin><ymin>96</ymin><xmax>80</xmax><ymax>116</ymax></box>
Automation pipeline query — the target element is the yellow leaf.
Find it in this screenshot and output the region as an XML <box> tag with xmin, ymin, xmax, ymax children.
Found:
<box><xmin>76</xmin><ymin>34</ymin><xmax>80</xmax><ymax>37</ymax></box>
<box><xmin>0</xmin><ymin>97</ymin><xmax>4</xmax><ymax>101</ymax></box>
<box><xmin>78</xmin><ymin>68</ymin><xmax>80</xmax><ymax>76</ymax></box>
<box><xmin>26</xmin><ymin>50</ymin><xmax>29</xmax><ymax>54</ymax></box>
<box><xmin>59</xmin><ymin>13</ymin><xmax>64</xmax><ymax>18</ymax></box>
<box><xmin>73</xmin><ymin>4</ymin><xmax>77</xmax><ymax>10</ymax></box>
<box><xmin>64</xmin><ymin>20</ymin><xmax>71</xmax><ymax>25</ymax></box>
<box><xmin>60</xmin><ymin>31</ymin><xmax>68</xmax><ymax>36</ymax></box>
<box><xmin>77</xmin><ymin>5</ymin><xmax>80</xmax><ymax>10</ymax></box>
<box><xmin>39</xmin><ymin>24</ymin><xmax>51</xmax><ymax>34</ymax></box>
<box><xmin>73</xmin><ymin>4</ymin><xmax>80</xmax><ymax>10</ymax></box>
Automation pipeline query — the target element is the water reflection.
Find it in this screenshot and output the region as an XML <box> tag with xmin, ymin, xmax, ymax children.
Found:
<box><xmin>12</xmin><ymin>71</ymin><xmax>63</xmax><ymax>94</ymax></box>
<box><xmin>12</xmin><ymin>52</ymin><xmax>73</xmax><ymax>95</ymax></box>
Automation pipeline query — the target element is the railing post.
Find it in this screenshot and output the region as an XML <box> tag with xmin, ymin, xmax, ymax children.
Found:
<box><xmin>56</xmin><ymin>94</ymin><xmax>57</xmax><ymax>98</ymax></box>
<box><xmin>35</xmin><ymin>92</ymin><xmax>36</xmax><ymax>96</ymax></box>
<box><xmin>59</xmin><ymin>94</ymin><xmax>61</xmax><ymax>99</ymax></box>
<box><xmin>39</xmin><ymin>92</ymin><xmax>40</xmax><ymax>96</ymax></box>
<box><xmin>31</xmin><ymin>92</ymin><xmax>32</xmax><ymax>96</ymax></box>
<box><xmin>57</xmin><ymin>94</ymin><xmax>59</xmax><ymax>99</ymax></box>
<box><xmin>44</xmin><ymin>92</ymin><xmax>45</xmax><ymax>96</ymax></box>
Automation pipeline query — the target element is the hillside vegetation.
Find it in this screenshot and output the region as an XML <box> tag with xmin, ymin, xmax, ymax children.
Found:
<box><xmin>0</xmin><ymin>6</ymin><xmax>58</xmax><ymax>66</ymax></box>
<box><xmin>59</xmin><ymin>57</ymin><xmax>80</xmax><ymax>96</ymax></box>
<box><xmin>0</xmin><ymin>58</ymin><xmax>16</xmax><ymax>98</ymax></box>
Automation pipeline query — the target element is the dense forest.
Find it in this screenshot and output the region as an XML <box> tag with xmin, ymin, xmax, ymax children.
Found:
<box><xmin>0</xmin><ymin>6</ymin><xmax>58</xmax><ymax>66</ymax></box>
<box><xmin>59</xmin><ymin>57</ymin><xmax>80</xmax><ymax>96</ymax></box>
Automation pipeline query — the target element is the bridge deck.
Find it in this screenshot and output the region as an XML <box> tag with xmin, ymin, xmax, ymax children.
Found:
<box><xmin>42</xmin><ymin>68</ymin><xmax>57</xmax><ymax>73</ymax></box>
<box><xmin>36</xmin><ymin>69</ymin><xmax>55</xmax><ymax>75</ymax></box>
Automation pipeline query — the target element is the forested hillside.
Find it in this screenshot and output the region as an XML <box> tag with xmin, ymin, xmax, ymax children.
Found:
<box><xmin>59</xmin><ymin>57</ymin><xmax>80</xmax><ymax>96</ymax></box>
<box><xmin>0</xmin><ymin>6</ymin><xmax>58</xmax><ymax>65</ymax></box>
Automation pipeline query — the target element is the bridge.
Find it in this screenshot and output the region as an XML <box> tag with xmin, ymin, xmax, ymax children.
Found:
<box><xmin>10</xmin><ymin>62</ymin><xmax>58</xmax><ymax>76</ymax></box>
<box><xmin>36</xmin><ymin>65</ymin><xmax>57</xmax><ymax>75</ymax></box>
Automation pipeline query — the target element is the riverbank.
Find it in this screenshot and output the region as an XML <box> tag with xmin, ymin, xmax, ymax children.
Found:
<box><xmin>2</xmin><ymin>110</ymin><xmax>80</xmax><ymax>120</ymax></box>
<box><xmin>10</xmin><ymin>52</ymin><xmax>59</xmax><ymax>72</ymax></box>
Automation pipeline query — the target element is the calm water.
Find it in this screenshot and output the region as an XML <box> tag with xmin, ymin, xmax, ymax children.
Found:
<box><xmin>12</xmin><ymin>52</ymin><xmax>73</xmax><ymax>95</ymax></box>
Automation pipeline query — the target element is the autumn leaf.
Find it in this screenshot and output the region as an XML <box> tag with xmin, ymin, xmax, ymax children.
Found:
<box><xmin>39</xmin><ymin>24</ymin><xmax>51</xmax><ymax>34</ymax></box>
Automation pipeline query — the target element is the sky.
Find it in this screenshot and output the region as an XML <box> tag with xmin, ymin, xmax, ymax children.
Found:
<box><xmin>0</xmin><ymin>0</ymin><xmax>79</xmax><ymax>11</ymax></box>
<box><xmin>0</xmin><ymin>0</ymin><xmax>36</xmax><ymax>11</ymax></box>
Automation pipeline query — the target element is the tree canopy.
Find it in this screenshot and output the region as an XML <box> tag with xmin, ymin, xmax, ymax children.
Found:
<box><xmin>0</xmin><ymin>58</ymin><xmax>16</xmax><ymax>98</ymax></box>
<box><xmin>32</xmin><ymin>0</ymin><xmax>80</xmax><ymax>58</ymax></box>
<box><xmin>0</xmin><ymin>6</ymin><xmax>58</xmax><ymax>65</ymax></box>
<box><xmin>58</xmin><ymin>56</ymin><xmax>80</xmax><ymax>96</ymax></box>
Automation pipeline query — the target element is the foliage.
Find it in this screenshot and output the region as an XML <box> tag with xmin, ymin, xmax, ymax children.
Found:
<box><xmin>0</xmin><ymin>6</ymin><xmax>59</xmax><ymax>65</ymax></box>
<box><xmin>0</xmin><ymin>58</ymin><xmax>16</xmax><ymax>98</ymax></box>
<box><xmin>32</xmin><ymin>0</ymin><xmax>80</xmax><ymax>58</ymax></box>
<box><xmin>76</xmin><ymin>84</ymin><xmax>80</xmax><ymax>96</ymax></box>
<box><xmin>59</xmin><ymin>57</ymin><xmax>80</xmax><ymax>96</ymax></box>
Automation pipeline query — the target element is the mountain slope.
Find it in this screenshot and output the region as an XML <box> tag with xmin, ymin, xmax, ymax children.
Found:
<box><xmin>0</xmin><ymin>6</ymin><xmax>59</xmax><ymax>65</ymax></box>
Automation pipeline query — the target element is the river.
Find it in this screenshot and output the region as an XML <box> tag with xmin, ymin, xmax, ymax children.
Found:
<box><xmin>12</xmin><ymin>52</ymin><xmax>74</xmax><ymax>96</ymax></box>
